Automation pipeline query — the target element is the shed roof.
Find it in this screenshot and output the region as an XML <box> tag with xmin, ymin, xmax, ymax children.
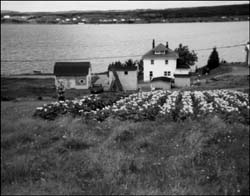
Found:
<box><xmin>176</xmin><ymin>64</ymin><xmax>190</xmax><ymax>69</ymax></box>
<box><xmin>108</xmin><ymin>65</ymin><xmax>137</xmax><ymax>71</ymax></box>
<box><xmin>151</xmin><ymin>76</ymin><xmax>172</xmax><ymax>82</ymax></box>
<box><xmin>142</xmin><ymin>43</ymin><xmax>179</xmax><ymax>59</ymax></box>
<box><xmin>54</xmin><ymin>62</ymin><xmax>91</xmax><ymax>76</ymax></box>
<box><xmin>174</xmin><ymin>73</ymin><xmax>191</xmax><ymax>78</ymax></box>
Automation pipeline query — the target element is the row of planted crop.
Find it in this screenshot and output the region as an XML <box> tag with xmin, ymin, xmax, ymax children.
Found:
<box><xmin>34</xmin><ymin>89</ymin><xmax>249</xmax><ymax>121</ymax></box>
<box><xmin>83</xmin><ymin>89</ymin><xmax>249</xmax><ymax>121</ymax></box>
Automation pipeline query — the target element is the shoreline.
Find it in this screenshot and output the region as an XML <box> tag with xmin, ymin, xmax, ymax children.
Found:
<box><xmin>1</xmin><ymin>62</ymin><xmax>249</xmax><ymax>102</ymax></box>
<box><xmin>1</xmin><ymin>20</ymin><xmax>249</xmax><ymax>25</ymax></box>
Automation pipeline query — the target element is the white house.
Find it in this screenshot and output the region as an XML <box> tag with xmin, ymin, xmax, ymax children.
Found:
<box><xmin>54</xmin><ymin>62</ymin><xmax>92</xmax><ymax>89</ymax></box>
<box><xmin>142</xmin><ymin>40</ymin><xmax>179</xmax><ymax>81</ymax></box>
<box><xmin>142</xmin><ymin>40</ymin><xmax>191</xmax><ymax>88</ymax></box>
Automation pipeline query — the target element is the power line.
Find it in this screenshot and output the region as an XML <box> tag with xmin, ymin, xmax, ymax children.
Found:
<box><xmin>1</xmin><ymin>43</ymin><xmax>247</xmax><ymax>63</ymax></box>
<box><xmin>1</xmin><ymin>54</ymin><xmax>143</xmax><ymax>62</ymax></box>
<box><xmin>194</xmin><ymin>43</ymin><xmax>246</xmax><ymax>51</ymax></box>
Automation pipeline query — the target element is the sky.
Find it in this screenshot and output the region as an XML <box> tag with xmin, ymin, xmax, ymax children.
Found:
<box><xmin>1</xmin><ymin>1</ymin><xmax>249</xmax><ymax>12</ymax></box>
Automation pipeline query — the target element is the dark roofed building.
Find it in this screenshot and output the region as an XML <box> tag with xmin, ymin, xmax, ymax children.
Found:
<box><xmin>142</xmin><ymin>43</ymin><xmax>179</xmax><ymax>59</ymax></box>
<box><xmin>54</xmin><ymin>62</ymin><xmax>91</xmax><ymax>76</ymax></box>
<box><xmin>53</xmin><ymin>62</ymin><xmax>92</xmax><ymax>89</ymax></box>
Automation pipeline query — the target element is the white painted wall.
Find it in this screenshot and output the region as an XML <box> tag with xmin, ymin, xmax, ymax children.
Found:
<box><xmin>175</xmin><ymin>77</ymin><xmax>190</xmax><ymax>88</ymax></box>
<box><xmin>143</xmin><ymin>58</ymin><xmax>177</xmax><ymax>81</ymax></box>
<box><xmin>55</xmin><ymin>75</ymin><xmax>91</xmax><ymax>89</ymax></box>
<box><xmin>175</xmin><ymin>68</ymin><xmax>190</xmax><ymax>75</ymax></box>
<box><xmin>151</xmin><ymin>81</ymin><xmax>171</xmax><ymax>90</ymax></box>
<box><xmin>109</xmin><ymin>70</ymin><xmax>138</xmax><ymax>91</ymax></box>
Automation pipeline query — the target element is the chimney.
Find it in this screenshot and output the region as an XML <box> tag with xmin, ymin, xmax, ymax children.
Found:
<box><xmin>166</xmin><ymin>42</ymin><xmax>169</xmax><ymax>48</ymax></box>
<box><xmin>152</xmin><ymin>39</ymin><xmax>155</xmax><ymax>49</ymax></box>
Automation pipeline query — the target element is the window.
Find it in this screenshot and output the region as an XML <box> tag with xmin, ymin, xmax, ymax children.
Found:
<box><xmin>76</xmin><ymin>78</ymin><xmax>86</xmax><ymax>85</ymax></box>
<box><xmin>124</xmin><ymin>71</ymin><xmax>128</xmax><ymax>75</ymax></box>
<box><xmin>151</xmin><ymin>60</ymin><xmax>154</xmax><ymax>65</ymax></box>
<box><xmin>165</xmin><ymin>60</ymin><xmax>168</xmax><ymax>64</ymax></box>
<box><xmin>164</xmin><ymin>71</ymin><xmax>167</xmax><ymax>76</ymax></box>
<box><xmin>167</xmin><ymin>71</ymin><xmax>171</xmax><ymax>76</ymax></box>
<box><xmin>149</xmin><ymin>71</ymin><xmax>153</xmax><ymax>80</ymax></box>
<box><xmin>155</xmin><ymin>51</ymin><xmax>165</xmax><ymax>55</ymax></box>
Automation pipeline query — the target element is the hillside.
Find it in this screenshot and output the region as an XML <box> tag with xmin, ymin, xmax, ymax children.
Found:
<box><xmin>1</xmin><ymin>4</ymin><xmax>249</xmax><ymax>24</ymax></box>
<box><xmin>1</xmin><ymin>88</ymin><xmax>249</xmax><ymax>195</ymax></box>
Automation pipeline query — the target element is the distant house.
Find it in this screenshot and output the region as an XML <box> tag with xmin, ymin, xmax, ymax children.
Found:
<box><xmin>108</xmin><ymin>65</ymin><xmax>138</xmax><ymax>91</ymax></box>
<box><xmin>54</xmin><ymin>62</ymin><xmax>92</xmax><ymax>89</ymax></box>
<box><xmin>142</xmin><ymin>40</ymin><xmax>179</xmax><ymax>81</ymax></box>
<box><xmin>3</xmin><ymin>15</ymin><xmax>10</xmax><ymax>19</ymax></box>
<box><xmin>150</xmin><ymin>76</ymin><xmax>172</xmax><ymax>90</ymax></box>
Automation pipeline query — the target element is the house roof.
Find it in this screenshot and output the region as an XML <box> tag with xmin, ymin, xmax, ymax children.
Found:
<box><xmin>174</xmin><ymin>73</ymin><xmax>191</xmax><ymax>78</ymax></box>
<box><xmin>54</xmin><ymin>62</ymin><xmax>91</xmax><ymax>76</ymax></box>
<box><xmin>142</xmin><ymin>43</ymin><xmax>179</xmax><ymax>59</ymax></box>
<box><xmin>108</xmin><ymin>65</ymin><xmax>137</xmax><ymax>71</ymax></box>
<box><xmin>151</xmin><ymin>76</ymin><xmax>172</xmax><ymax>83</ymax></box>
<box><xmin>176</xmin><ymin>64</ymin><xmax>190</xmax><ymax>69</ymax></box>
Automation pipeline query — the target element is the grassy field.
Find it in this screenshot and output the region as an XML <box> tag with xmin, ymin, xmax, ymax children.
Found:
<box><xmin>1</xmin><ymin>63</ymin><xmax>249</xmax><ymax>194</ymax></box>
<box><xmin>1</xmin><ymin>77</ymin><xmax>91</xmax><ymax>101</ymax></box>
<box><xmin>1</xmin><ymin>100</ymin><xmax>249</xmax><ymax>195</ymax></box>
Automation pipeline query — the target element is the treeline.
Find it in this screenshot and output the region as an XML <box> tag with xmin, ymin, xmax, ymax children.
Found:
<box><xmin>1</xmin><ymin>4</ymin><xmax>249</xmax><ymax>24</ymax></box>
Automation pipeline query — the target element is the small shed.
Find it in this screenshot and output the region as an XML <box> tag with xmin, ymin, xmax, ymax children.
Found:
<box><xmin>108</xmin><ymin>65</ymin><xmax>138</xmax><ymax>91</ymax></box>
<box><xmin>174</xmin><ymin>73</ymin><xmax>191</xmax><ymax>88</ymax></box>
<box><xmin>54</xmin><ymin>62</ymin><xmax>91</xmax><ymax>89</ymax></box>
<box><xmin>151</xmin><ymin>76</ymin><xmax>172</xmax><ymax>90</ymax></box>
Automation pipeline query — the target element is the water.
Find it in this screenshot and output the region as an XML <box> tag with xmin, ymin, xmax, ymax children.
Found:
<box><xmin>1</xmin><ymin>22</ymin><xmax>249</xmax><ymax>75</ymax></box>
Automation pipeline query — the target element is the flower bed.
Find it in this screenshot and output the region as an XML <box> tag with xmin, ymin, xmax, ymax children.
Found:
<box><xmin>34</xmin><ymin>90</ymin><xmax>249</xmax><ymax>123</ymax></box>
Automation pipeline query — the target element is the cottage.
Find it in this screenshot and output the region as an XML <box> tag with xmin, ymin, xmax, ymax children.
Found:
<box><xmin>108</xmin><ymin>65</ymin><xmax>138</xmax><ymax>91</ymax></box>
<box><xmin>54</xmin><ymin>62</ymin><xmax>92</xmax><ymax>89</ymax></box>
<box><xmin>150</xmin><ymin>77</ymin><xmax>172</xmax><ymax>90</ymax></box>
<box><xmin>142</xmin><ymin>40</ymin><xmax>179</xmax><ymax>81</ymax></box>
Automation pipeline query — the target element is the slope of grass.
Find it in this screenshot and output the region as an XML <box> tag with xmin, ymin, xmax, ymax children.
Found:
<box><xmin>1</xmin><ymin>101</ymin><xmax>249</xmax><ymax>195</ymax></box>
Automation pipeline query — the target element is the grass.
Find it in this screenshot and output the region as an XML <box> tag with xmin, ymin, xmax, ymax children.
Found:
<box><xmin>1</xmin><ymin>100</ymin><xmax>249</xmax><ymax>195</ymax></box>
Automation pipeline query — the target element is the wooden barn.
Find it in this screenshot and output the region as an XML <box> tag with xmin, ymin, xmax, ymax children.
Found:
<box><xmin>54</xmin><ymin>62</ymin><xmax>92</xmax><ymax>89</ymax></box>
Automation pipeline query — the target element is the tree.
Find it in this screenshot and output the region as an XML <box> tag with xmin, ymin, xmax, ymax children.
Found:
<box><xmin>124</xmin><ymin>59</ymin><xmax>136</xmax><ymax>67</ymax></box>
<box><xmin>175</xmin><ymin>44</ymin><xmax>198</xmax><ymax>66</ymax></box>
<box><xmin>136</xmin><ymin>59</ymin><xmax>144</xmax><ymax>81</ymax></box>
<box><xmin>207</xmin><ymin>47</ymin><xmax>220</xmax><ymax>70</ymax></box>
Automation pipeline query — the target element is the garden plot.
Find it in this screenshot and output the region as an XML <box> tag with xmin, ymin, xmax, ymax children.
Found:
<box><xmin>34</xmin><ymin>90</ymin><xmax>249</xmax><ymax>122</ymax></box>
